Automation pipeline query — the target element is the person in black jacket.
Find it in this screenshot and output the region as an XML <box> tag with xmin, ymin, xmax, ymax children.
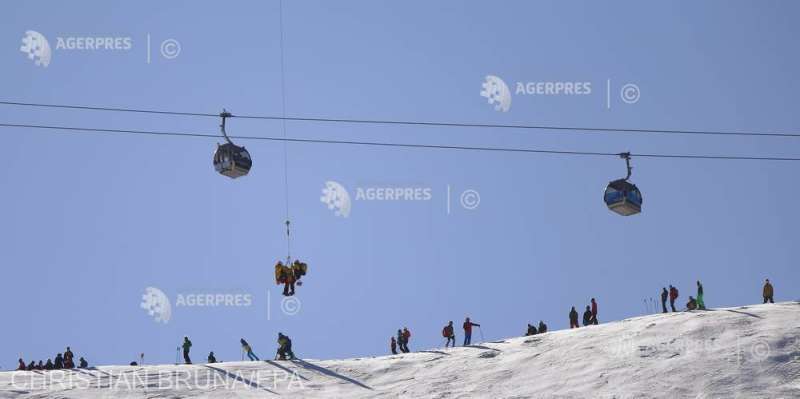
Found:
<box><xmin>54</xmin><ymin>353</ymin><xmax>64</xmax><ymax>369</ymax></box>
<box><xmin>538</xmin><ymin>320</ymin><xmax>548</xmax><ymax>333</ymax></box>
<box><xmin>661</xmin><ymin>287</ymin><xmax>669</xmax><ymax>313</ymax></box>
<box><xmin>526</xmin><ymin>323</ymin><xmax>538</xmax><ymax>336</ymax></box>
<box><xmin>582</xmin><ymin>306</ymin><xmax>593</xmax><ymax>326</ymax></box>
<box><xmin>569</xmin><ymin>307</ymin><xmax>579</xmax><ymax>328</ymax></box>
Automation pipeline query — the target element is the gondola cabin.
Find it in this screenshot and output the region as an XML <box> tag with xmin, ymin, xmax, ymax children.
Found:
<box><xmin>213</xmin><ymin>142</ymin><xmax>252</xmax><ymax>179</ymax></box>
<box><xmin>604</xmin><ymin>179</ymin><xmax>642</xmax><ymax>216</ymax></box>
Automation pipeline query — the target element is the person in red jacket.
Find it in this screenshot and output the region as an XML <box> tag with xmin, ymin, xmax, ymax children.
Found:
<box><xmin>17</xmin><ymin>359</ymin><xmax>26</xmax><ymax>371</ymax></box>
<box><xmin>669</xmin><ymin>285</ymin><xmax>679</xmax><ymax>312</ymax></box>
<box><xmin>590</xmin><ymin>298</ymin><xmax>599</xmax><ymax>325</ymax></box>
<box><xmin>402</xmin><ymin>328</ymin><xmax>411</xmax><ymax>352</ymax></box>
<box><xmin>463</xmin><ymin>317</ymin><xmax>481</xmax><ymax>346</ymax></box>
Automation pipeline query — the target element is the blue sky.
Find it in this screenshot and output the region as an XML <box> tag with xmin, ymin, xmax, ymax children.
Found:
<box><xmin>1</xmin><ymin>0</ymin><xmax>798</xmax><ymax>367</ymax></box>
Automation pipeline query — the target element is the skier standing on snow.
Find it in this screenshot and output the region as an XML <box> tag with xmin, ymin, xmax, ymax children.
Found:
<box><xmin>276</xmin><ymin>333</ymin><xmax>295</xmax><ymax>360</ymax></box>
<box><xmin>582</xmin><ymin>306</ymin><xmax>593</xmax><ymax>326</ymax></box>
<box><xmin>661</xmin><ymin>288</ymin><xmax>669</xmax><ymax>313</ymax></box>
<box><xmin>390</xmin><ymin>336</ymin><xmax>397</xmax><ymax>354</ymax></box>
<box><xmin>669</xmin><ymin>285</ymin><xmax>679</xmax><ymax>312</ymax></box>
<box><xmin>569</xmin><ymin>307</ymin><xmax>579</xmax><ymax>328</ymax></box>
<box><xmin>396</xmin><ymin>329</ymin><xmax>407</xmax><ymax>353</ymax></box>
<box><xmin>463</xmin><ymin>317</ymin><xmax>480</xmax><ymax>346</ymax></box>
<box><xmin>241</xmin><ymin>338</ymin><xmax>260</xmax><ymax>361</ymax></box>
<box><xmin>16</xmin><ymin>359</ymin><xmax>26</xmax><ymax>371</ymax></box>
<box><xmin>538</xmin><ymin>320</ymin><xmax>548</xmax><ymax>333</ymax></box>
<box><xmin>763</xmin><ymin>279</ymin><xmax>774</xmax><ymax>304</ymax></box>
<box><xmin>591</xmin><ymin>298</ymin><xmax>599</xmax><ymax>325</ymax></box>
<box><xmin>207</xmin><ymin>352</ymin><xmax>217</xmax><ymax>363</ymax></box>
<box><xmin>79</xmin><ymin>357</ymin><xmax>88</xmax><ymax>368</ymax></box>
<box><xmin>45</xmin><ymin>359</ymin><xmax>54</xmax><ymax>370</ymax></box>
<box><xmin>54</xmin><ymin>353</ymin><xmax>64</xmax><ymax>369</ymax></box>
<box><xmin>402</xmin><ymin>327</ymin><xmax>412</xmax><ymax>352</ymax></box>
<box><xmin>696</xmin><ymin>281</ymin><xmax>706</xmax><ymax>310</ymax></box>
<box><xmin>182</xmin><ymin>336</ymin><xmax>192</xmax><ymax>364</ymax></box>
<box><xmin>64</xmin><ymin>347</ymin><xmax>75</xmax><ymax>369</ymax></box>
<box><xmin>443</xmin><ymin>321</ymin><xmax>456</xmax><ymax>347</ymax></box>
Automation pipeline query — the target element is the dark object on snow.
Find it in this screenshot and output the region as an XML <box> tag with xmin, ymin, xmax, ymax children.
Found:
<box><xmin>208</xmin><ymin>352</ymin><xmax>217</xmax><ymax>364</ymax></box>
<box><xmin>45</xmin><ymin>359</ymin><xmax>54</xmax><ymax>370</ymax></box>
<box><xmin>526</xmin><ymin>324</ymin><xmax>538</xmax><ymax>336</ymax></box>
<box><xmin>763</xmin><ymin>279</ymin><xmax>774</xmax><ymax>304</ymax></box>
<box><xmin>538</xmin><ymin>321</ymin><xmax>548</xmax><ymax>333</ymax></box>
<box><xmin>669</xmin><ymin>285</ymin><xmax>679</xmax><ymax>312</ymax></box>
<box><xmin>276</xmin><ymin>333</ymin><xmax>295</xmax><ymax>360</ymax></box>
<box><xmin>661</xmin><ymin>288</ymin><xmax>669</xmax><ymax>313</ymax></box>
<box><xmin>569</xmin><ymin>307</ymin><xmax>579</xmax><ymax>329</ymax></box>
<box><xmin>54</xmin><ymin>353</ymin><xmax>64</xmax><ymax>369</ymax></box>
<box><xmin>463</xmin><ymin>318</ymin><xmax>480</xmax><ymax>346</ymax></box>
<box><xmin>443</xmin><ymin>321</ymin><xmax>456</xmax><ymax>347</ymax></box>
<box><xmin>130</xmin><ymin>361</ymin><xmax>138</xmax><ymax>366</ymax></box>
<box><xmin>583</xmin><ymin>306</ymin><xmax>593</xmax><ymax>326</ymax></box>
<box><xmin>687</xmin><ymin>296</ymin><xmax>698</xmax><ymax>311</ymax></box>
<box><xmin>390</xmin><ymin>336</ymin><xmax>397</xmax><ymax>354</ymax></box>
<box><xmin>182</xmin><ymin>337</ymin><xmax>192</xmax><ymax>364</ymax></box>
<box><xmin>17</xmin><ymin>359</ymin><xmax>26</xmax><ymax>371</ymax></box>
<box><xmin>79</xmin><ymin>357</ymin><xmax>88</xmax><ymax>368</ymax></box>
<box><xmin>64</xmin><ymin>347</ymin><xmax>75</xmax><ymax>369</ymax></box>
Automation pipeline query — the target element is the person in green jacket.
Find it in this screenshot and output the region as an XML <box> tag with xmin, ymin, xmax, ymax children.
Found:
<box><xmin>182</xmin><ymin>336</ymin><xmax>192</xmax><ymax>364</ymax></box>
<box><xmin>696</xmin><ymin>281</ymin><xmax>706</xmax><ymax>310</ymax></box>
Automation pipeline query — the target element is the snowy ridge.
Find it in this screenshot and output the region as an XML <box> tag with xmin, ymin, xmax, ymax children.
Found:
<box><xmin>2</xmin><ymin>302</ymin><xmax>799</xmax><ymax>398</ymax></box>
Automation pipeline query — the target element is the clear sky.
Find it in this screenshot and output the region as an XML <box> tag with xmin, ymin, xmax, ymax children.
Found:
<box><xmin>1</xmin><ymin>0</ymin><xmax>798</xmax><ymax>367</ymax></box>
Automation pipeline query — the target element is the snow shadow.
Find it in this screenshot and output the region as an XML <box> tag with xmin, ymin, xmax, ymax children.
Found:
<box><xmin>264</xmin><ymin>360</ymin><xmax>310</xmax><ymax>381</ymax></box>
<box><xmin>291</xmin><ymin>360</ymin><xmax>373</xmax><ymax>390</ymax></box>
<box><xmin>204</xmin><ymin>365</ymin><xmax>277</xmax><ymax>394</ymax></box>
<box><xmin>463</xmin><ymin>345</ymin><xmax>501</xmax><ymax>352</ymax></box>
<box><xmin>726</xmin><ymin>309</ymin><xmax>762</xmax><ymax>319</ymax></box>
<box><xmin>419</xmin><ymin>351</ymin><xmax>450</xmax><ymax>356</ymax></box>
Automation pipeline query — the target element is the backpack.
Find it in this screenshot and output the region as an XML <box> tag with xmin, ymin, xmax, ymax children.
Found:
<box><xmin>442</xmin><ymin>327</ymin><xmax>448</xmax><ymax>337</ymax></box>
<box><xmin>275</xmin><ymin>265</ymin><xmax>285</xmax><ymax>284</ymax></box>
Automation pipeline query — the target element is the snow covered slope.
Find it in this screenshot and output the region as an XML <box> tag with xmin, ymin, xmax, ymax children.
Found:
<box><xmin>2</xmin><ymin>302</ymin><xmax>799</xmax><ymax>398</ymax></box>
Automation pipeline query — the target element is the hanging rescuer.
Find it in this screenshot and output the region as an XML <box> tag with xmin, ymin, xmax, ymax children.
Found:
<box><xmin>274</xmin><ymin>220</ymin><xmax>308</xmax><ymax>296</ymax></box>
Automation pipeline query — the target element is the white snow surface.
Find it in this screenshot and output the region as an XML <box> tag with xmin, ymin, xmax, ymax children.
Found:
<box><xmin>2</xmin><ymin>302</ymin><xmax>799</xmax><ymax>398</ymax></box>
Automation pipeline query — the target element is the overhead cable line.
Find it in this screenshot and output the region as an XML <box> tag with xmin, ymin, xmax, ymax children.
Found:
<box><xmin>1</xmin><ymin>100</ymin><xmax>799</xmax><ymax>139</ymax></box>
<box><xmin>2</xmin><ymin>122</ymin><xmax>799</xmax><ymax>162</ymax></box>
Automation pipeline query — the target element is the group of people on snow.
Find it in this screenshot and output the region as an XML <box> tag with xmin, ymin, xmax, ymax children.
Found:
<box><xmin>178</xmin><ymin>333</ymin><xmax>294</xmax><ymax>365</ymax></box>
<box><xmin>274</xmin><ymin>260</ymin><xmax>308</xmax><ymax>297</ymax></box>
<box><xmin>17</xmin><ymin>347</ymin><xmax>88</xmax><ymax>371</ymax></box>
<box><xmin>569</xmin><ymin>298</ymin><xmax>599</xmax><ymax>328</ymax></box>
<box><xmin>441</xmin><ymin>318</ymin><xmax>482</xmax><ymax>348</ymax></box>
<box><xmin>525</xmin><ymin>321</ymin><xmax>547</xmax><ymax>336</ymax></box>
<box><xmin>391</xmin><ymin>328</ymin><xmax>411</xmax><ymax>354</ymax></box>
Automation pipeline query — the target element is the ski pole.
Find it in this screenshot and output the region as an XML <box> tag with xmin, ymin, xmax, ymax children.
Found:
<box><xmin>175</xmin><ymin>347</ymin><xmax>179</xmax><ymax>365</ymax></box>
<box><xmin>478</xmin><ymin>326</ymin><xmax>485</xmax><ymax>343</ymax></box>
